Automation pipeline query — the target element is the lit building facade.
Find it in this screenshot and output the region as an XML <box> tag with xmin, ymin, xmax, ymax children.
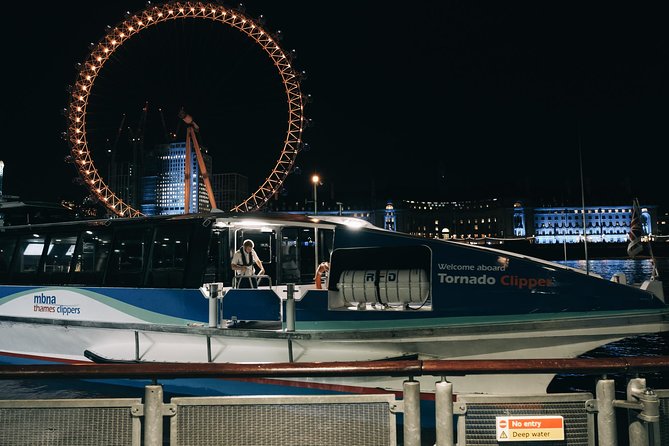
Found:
<box><xmin>531</xmin><ymin>205</ymin><xmax>655</xmax><ymax>244</ymax></box>
<box><xmin>141</xmin><ymin>142</ymin><xmax>213</xmax><ymax>215</ymax></box>
<box><xmin>263</xmin><ymin>195</ymin><xmax>665</xmax><ymax>243</ymax></box>
<box><xmin>396</xmin><ymin>200</ymin><xmax>659</xmax><ymax>243</ymax></box>
<box><xmin>401</xmin><ymin>199</ymin><xmax>513</xmax><ymax>240</ymax></box>
<box><xmin>384</xmin><ymin>201</ymin><xmax>397</xmax><ymax>231</ymax></box>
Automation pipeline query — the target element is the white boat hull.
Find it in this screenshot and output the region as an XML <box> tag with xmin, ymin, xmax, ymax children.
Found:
<box><xmin>1</xmin><ymin>309</ymin><xmax>666</xmax><ymax>395</ymax></box>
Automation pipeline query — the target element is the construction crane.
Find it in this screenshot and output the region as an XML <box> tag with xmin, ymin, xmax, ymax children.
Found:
<box><xmin>158</xmin><ymin>107</ymin><xmax>176</xmax><ymax>143</ymax></box>
<box><xmin>129</xmin><ymin>102</ymin><xmax>148</xmax><ymax>209</ymax></box>
<box><xmin>178</xmin><ymin>108</ymin><xmax>217</xmax><ymax>213</ymax></box>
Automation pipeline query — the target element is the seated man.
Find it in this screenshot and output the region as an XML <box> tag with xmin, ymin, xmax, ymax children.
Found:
<box><xmin>231</xmin><ymin>239</ymin><xmax>265</xmax><ymax>288</ymax></box>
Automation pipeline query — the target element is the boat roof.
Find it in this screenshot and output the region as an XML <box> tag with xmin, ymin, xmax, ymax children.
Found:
<box><xmin>0</xmin><ymin>211</ymin><xmax>378</xmax><ymax>232</ymax></box>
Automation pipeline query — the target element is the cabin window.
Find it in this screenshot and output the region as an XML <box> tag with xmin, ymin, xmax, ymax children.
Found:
<box><xmin>152</xmin><ymin>225</ymin><xmax>190</xmax><ymax>269</ymax></box>
<box><xmin>233</xmin><ymin>229</ymin><xmax>276</xmax><ymax>285</ymax></box>
<box><xmin>14</xmin><ymin>234</ymin><xmax>46</xmax><ymax>273</ymax></box>
<box><xmin>44</xmin><ymin>234</ymin><xmax>77</xmax><ymax>274</ymax></box>
<box><xmin>0</xmin><ymin>237</ymin><xmax>15</xmax><ymax>273</ymax></box>
<box><xmin>147</xmin><ymin>224</ymin><xmax>191</xmax><ymax>288</ymax></box>
<box><xmin>71</xmin><ymin>229</ymin><xmax>112</xmax><ymax>283</ymax></box>
<box><xmin>106</xmin><ymin>227</ymin><xmax>152</xmax><ymax>286</ymax></box>
<box><xmin>280</xmin><ymin>227</ymin><xmax>317</xmax><ymax>284</ymax></box>
<box><xmin>204</xmin><ymin>229</ymin><xmax>231</xmax><ymax>285</ymax></box>
<box><xmin>235</xmin><ymin>230</ymin><xmax>273</xmax><ymax>264</ymax></box>
<box><xmin>280</xmin><ymin>236</ymin><xmax>301</xmax><ymax>283</ymax></box>
<box><xmin>318</xmin><ymin>228</ymin><xmax>334</xmax><ymax>264</ymax></box>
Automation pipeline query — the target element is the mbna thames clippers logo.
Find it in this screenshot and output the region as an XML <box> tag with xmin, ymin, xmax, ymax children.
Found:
<box><xmin>33</xmin><ymin>292</ymin><xmax>81</xmax><ymax>316</ymax></box>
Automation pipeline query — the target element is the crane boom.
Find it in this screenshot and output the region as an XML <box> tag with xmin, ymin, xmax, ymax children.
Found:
<box><xmin>179</xmin><ymin>108</ymin><xmax>217</xmax><ymax>213</ymax></box>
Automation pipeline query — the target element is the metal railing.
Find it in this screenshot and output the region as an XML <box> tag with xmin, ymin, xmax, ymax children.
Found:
<box><xmin>232</xmin><ymin>274</ymin><xmax>272</xmax><ymax>289</ymax></box>
<box><xmin>0</xmin><ymin>357</ymin><xmax>668</xmax><ymax>446</ymax></box>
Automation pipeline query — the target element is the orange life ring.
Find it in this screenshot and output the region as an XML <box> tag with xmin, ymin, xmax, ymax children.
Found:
<box><xmin>314</xmin><ymin>262</ymin><xmax>330</xmax><ymax>289</ymax></box>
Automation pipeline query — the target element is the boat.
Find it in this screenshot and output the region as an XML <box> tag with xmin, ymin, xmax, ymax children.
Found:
<box><xmin>0</xmin><ymin>212</ymin><xmax>667</xmax><ymax>397</ymax></box>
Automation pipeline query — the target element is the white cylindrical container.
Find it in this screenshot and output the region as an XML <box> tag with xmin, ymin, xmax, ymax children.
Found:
<box><xmin>378</xmin><ymin>269</ymin><xmax>429</xmax><ymax>304</ymax></box>
<box><xmin>338</xmin><ymin>269</ymin><xmax>429</xmax><ymax>305</ymax></box>
<box><xmin>338</xmin><ymin>270</ymin><xmax>378</xmax><ymax>304</ymax></box>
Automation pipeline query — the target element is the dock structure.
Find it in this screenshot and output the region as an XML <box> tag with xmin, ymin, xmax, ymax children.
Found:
<box><xmin>0</xmin><ymin>357</ymin><xmax>668</xmax><ymax>445</ymax></box>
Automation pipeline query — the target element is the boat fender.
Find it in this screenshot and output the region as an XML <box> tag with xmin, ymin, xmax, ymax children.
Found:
<box><xmin>640</xmin><ymin>279</ymin><xmax>665</xmax><ymax>303</ymax></box>
<box><xmin>610</xmin><ymin>272</ymin><xmax>627</xmax><ymax>285</ymax></box>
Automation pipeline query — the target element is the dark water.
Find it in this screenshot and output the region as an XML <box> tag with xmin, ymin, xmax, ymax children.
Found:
<box><xmin>548</xmin><ymin>257</ymin><xmax>669</xmax><ymax>395</ymax></box>
<box><xmin>1</xmin><ymin>258</ymin><xmax>668</xmax><ymax>400</ymax></box>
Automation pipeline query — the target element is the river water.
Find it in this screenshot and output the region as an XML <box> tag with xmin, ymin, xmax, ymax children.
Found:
<box><xmin>548</xmin><ymin>257</ymin><xmax>669</xmax><ymax>395</ymax></box>
<box><xmin>1</xmin><ymin>258</ymin><xmax>668</xmax><ymax>400</ymax></box>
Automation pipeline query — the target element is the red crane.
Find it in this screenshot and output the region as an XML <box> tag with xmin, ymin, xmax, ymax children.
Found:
<box><xmin>178</xmin><ymin>109</ymin><xmax>217</xmax><ymax>213</ymax></box>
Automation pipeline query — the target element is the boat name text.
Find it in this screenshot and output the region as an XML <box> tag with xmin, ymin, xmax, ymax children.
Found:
<box><xmin>33</xmin><ymin>293</ymin><xmax>81</xmax><ymax>315</ymax></box>
<box><xmin>437</xmin><ymin>274</ymin><xmax>553</xmax><ymax>289</ymax></box>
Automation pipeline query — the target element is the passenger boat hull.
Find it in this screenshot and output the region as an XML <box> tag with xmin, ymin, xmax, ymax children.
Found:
<box><xmin>1</xmin><ymin>306</ymin><xmax>667</xmax><ymax>395</ymax></box>
<box><xmin>0</xmin><ymin>213</ymin><xmax>667</xmax><ymax>396</ymax></box>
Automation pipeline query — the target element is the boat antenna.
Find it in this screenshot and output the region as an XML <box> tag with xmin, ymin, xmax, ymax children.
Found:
<box><xmin>578</xmin><ymin>130</ymin><xmax>589</xmax><ymax>275</ymax></box>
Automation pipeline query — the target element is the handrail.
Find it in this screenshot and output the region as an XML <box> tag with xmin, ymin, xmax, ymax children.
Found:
<box><xmin>232</xmin><ymin>274</ymin><xmax>272</xmax><ymax>289</ymax></box>
<box><xmin>1</xmin><ymin>356</ymin><xmax>668</xmax><ymax>380</ymax></box>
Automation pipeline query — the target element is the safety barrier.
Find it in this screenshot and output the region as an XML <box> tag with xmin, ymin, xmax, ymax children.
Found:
<box><xmin>170</xmin><ymin>394</ymin><xmax>398</xmax><ymax>446</ymax></box>
<box><xmin>0</xmin><ymin>357</ymin><xmax>667</xmax><ymax>446</ymax></box>
<box><xmin>654</xmin><ymin>389</ymin><xmax>669</xmax><ymax>446</ymax></box>
<box><xmin>0</xmin><ymin>398</ymin><xmax>142</xmax><ymax>446</ymax></box>
<box><xmin>454</xmin><ymin>393</ymin><xmax>594</xmax><ymax>445</ymax></box>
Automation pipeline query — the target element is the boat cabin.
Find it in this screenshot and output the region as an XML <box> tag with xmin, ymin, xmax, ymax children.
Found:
<box><xmin>0</xmin><ymin>213</ymin><xmax>337</xmax><ymax>290</ymax></box>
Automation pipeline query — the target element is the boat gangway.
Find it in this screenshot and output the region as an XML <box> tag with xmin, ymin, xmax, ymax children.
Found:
<box><xmin>0</xmin><ymin>356</ymin><xmax>668</xmax><ymax>446</ymax></box>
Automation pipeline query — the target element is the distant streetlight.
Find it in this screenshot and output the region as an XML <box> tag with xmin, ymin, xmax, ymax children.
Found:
<box><xmin>311</xmin><ymin>174</ymin><xmax>320</xmax><ymax>215</ymax></box>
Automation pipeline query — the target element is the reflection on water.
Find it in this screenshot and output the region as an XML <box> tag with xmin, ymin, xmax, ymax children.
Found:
<box><xmin>550</xmin><ymin>257</ymin><xmax>669</xmax><ymax>396</ymax></box>
<box><xmin>556</xmin><ymin>257</ymin><xmax>668</xmax><ymax>294</ymax></box>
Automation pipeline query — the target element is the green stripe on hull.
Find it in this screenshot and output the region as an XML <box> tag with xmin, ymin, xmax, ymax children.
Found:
<box><xmin>294</xmin><ymin>308</ymin><xmax>668</xmax><ymax>331</ymax></box>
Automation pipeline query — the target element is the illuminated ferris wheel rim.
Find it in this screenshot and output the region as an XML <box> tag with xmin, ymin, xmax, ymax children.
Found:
<box><xmin>67</xmin><ymin>1</ymin><xmax>305</xmax><ymax>217</ymax></box>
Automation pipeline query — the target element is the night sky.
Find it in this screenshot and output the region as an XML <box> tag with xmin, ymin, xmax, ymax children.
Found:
<box><xmin>3</xmin><ymin>1</ymin><xmax>668</xmax><ymax>210</ymax></box>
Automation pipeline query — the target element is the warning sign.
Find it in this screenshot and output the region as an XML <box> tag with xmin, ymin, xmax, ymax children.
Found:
<box><xmin>496</xmin><ymin>416</ymin><xmax>564</xmax><ymax>442</ymax></box>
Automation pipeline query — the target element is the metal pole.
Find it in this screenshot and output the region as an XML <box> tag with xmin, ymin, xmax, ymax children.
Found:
<box><xmin>134</xmin><ymin>331</ymin><xmax>140</xmax><ymax>361</ymax></box>
<box><xmin>626</xmin><ymin>378</ymin><xmax>656</xmax><ymax>446</ymax></box>
<box><xmin>208</xmin><ymin>283</ymin><xmax>218</xmax><ymax>328</ymax></box>
<box><xmin>143</xmin><ymin>384</ymin><xmax>164</xmax><ymax>446</ymax></box>
<box><xmin>313</xmin><ymin>181</ymin><xmax>317</xmax><ymax>215</ymax></box>
<box><xmin>578</xmin><ymin>136</ymin><xmax>589</xmax><ymax>274</ymax></box>
<box><xmin>286</xmin><ymin>283</ymin><xmax>295</xmax><ymax>362</ymax></box>
<box><xmin>596</xmin><ymin>378</ymin><xmax>618</xmax><ymax>446</ymax></box>
<box><xmin>628</xmin><ymin>419</ymin><xmax>649</xmax><ymax>446</ymax></box>
<box><xmin>435</xmin><ymin>378</ymin><xmax>454</xmax><ymax>446</ymax></box>
<box><xmin>403</xmin><ymin>379</ymin><xmax>421</xmax><ymax>446</ymax></box>
<box><xmin>286</xmin><ymin>284</ymin><xmax>296</xmax><ymax>332</ymax></box>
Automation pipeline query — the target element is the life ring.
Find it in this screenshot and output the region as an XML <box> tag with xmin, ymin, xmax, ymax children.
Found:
<box><xmin>314</xmin><ymin>262</ymin><xmax>330</xmax><ymax>289</ymax></box>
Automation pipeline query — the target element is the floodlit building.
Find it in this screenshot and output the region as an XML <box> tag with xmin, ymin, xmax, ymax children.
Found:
<box><xmin>141</xmin><ymin>142</ymin><xmax>213</xmax><ymax>215</ymax></box>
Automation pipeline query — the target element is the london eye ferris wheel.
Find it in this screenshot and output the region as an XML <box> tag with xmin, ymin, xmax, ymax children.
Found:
<box><xmin>66</xmin><ymin>1</ymin><xmax>306</xmax><ymax>217</ymax></box>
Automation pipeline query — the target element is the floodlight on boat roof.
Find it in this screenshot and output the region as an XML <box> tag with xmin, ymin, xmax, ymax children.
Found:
<box><xmin>339</xmin><ymin>218</ymin><xmax>367</xmax><ymax>229</ymax></box>
<box><xmin>214</xmin><ymin>218</ymin><xmax>280</xmax><ymax>228</ymax></box>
